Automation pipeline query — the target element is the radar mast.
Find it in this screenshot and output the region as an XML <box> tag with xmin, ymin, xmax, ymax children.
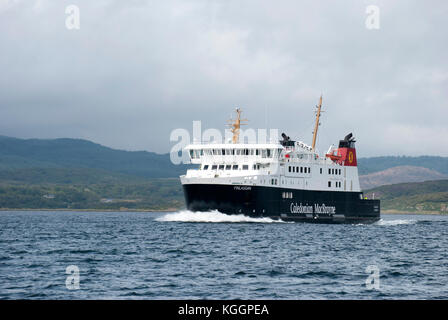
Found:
<box><xmin>227</xmin><ymin>108</ymin><xmax>248</xmax><ymax>144</ymax></box>
<box><xmin>312</xmin><ymin>95</ymin><xmax>323</xmax><ymax>151</ymax></box>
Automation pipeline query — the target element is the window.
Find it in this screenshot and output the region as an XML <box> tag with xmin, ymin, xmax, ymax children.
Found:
<box><xmin>328</xmin><ymin>168</ymin><xmax>331</xmax><ymax>175</ymax></box>
<box><xmin>262</xmin><ymin>150</ymin><xmax>267</xmax><ymax>158</ymax></box>
<box><xmin>300</xmin><ymin>167</ymin><xmax>303</xmax><ymax>173</ymax></box>
<box><xmin>289</xmin><ymin>166</ymin><xmax>291</xmax><ymax>172</ymax></box>
<box><xmin>328</xmin><ymin>181</ymin><xmax>332</xmax><ymax>187</ymax></box>
<box><xmin>283</xmin><ymin>192</ymin><xmax>292</xmax><ymax>199</ymax></box>
<box><xmin>232</xmin><ymin>165</ymin><xmax>238</xmax><ymax>170</ymax></box>
<box><xmin>212</xmin><ymin>165</ymin><xmax>217</xmax><ymax>170</ymax></box>
<box><xmin>225</xmin><ymin>165</ymin><xmax>231</xmax><ymax>170</ymax></box>
<box><xmin>242</xmin><ymin>165</ymin><xmax>249</xmax><ymax>170</ymax></box>
<box><xmin>308</xmin><ymin>167</ymin><xmax>311</xmax><ymax>174</ymax></box>
<box><xmin>203</xmin><ymin>165</ymin><xmax>209</xmax><ymax>170</ymax></box>
<box><xmin>339</xmin><ymin>169</ymin><xmax>341</xmax><ymax>175</ymax></box>
<box><xmin>219</xmin><ymin>165</ymin><xmax>224</xmax><ymax>170</ymax></box>
<box><xmin>320</xmin><ymin>168</ymin><xmax>322</xmax><ymax>174</ymax></box>
<box><xmin>267</xmin><ymin>149</ymin><xmax>271</xmax><ymax>158</ymax></box>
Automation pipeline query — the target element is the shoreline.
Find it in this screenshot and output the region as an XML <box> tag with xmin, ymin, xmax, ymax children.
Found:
<box><xmin>0</xmin><ymin>208</ymin><xmax>183</xmax><ymax>213</ymax></box>
<box><xmin>381</xmin><ymin>209</ymin><xmax>446</xmax><ymax>215</ymax></box>
<box><xmin>0</xmin><ymin>208</ymin><xmax>446</xmax><ymax>215</ymax></box>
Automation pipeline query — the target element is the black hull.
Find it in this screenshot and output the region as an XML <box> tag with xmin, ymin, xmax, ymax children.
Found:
<box><xmin>182</xmin><ymin>184</ymin><xmax>380</xmax><ymax>224</ymax></box>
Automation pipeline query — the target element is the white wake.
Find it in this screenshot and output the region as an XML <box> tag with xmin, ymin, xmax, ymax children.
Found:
<box><xmin>375</xmin><ymin>218</ymin><xmax>417</xmax><ymax>226</ymax></box>
<box><xmin>155</xmin><ymin>210</ymin><xmax>286</xmax><ymax>223</ymax></box>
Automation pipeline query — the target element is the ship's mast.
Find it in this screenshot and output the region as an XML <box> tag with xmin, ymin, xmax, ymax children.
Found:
<box><xmin>227</xmin><ymin>108</ymin><xmax>248</xmax><ymax>144</ymax></box>
<box><xmin>311</xmin><ymin>95</ymin><xmax>323</xmax><ymax>151</ymax></box>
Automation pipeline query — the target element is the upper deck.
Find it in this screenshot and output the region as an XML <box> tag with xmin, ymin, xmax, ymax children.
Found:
<box><xmin>185</xmin><ymin>141</ymin><xmax>337</xmax><ymax>167</ymax></box>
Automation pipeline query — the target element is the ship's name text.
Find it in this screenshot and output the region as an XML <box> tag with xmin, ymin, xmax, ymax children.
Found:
<box><xmin>233</xmin><ymin>186</ymin><xmax>252</xmax><ymax>191</ymax></box>
<box><xmin>290</xmin><ymin>203</ymin><xmax>336</xmax><ymax>215</ymax></box>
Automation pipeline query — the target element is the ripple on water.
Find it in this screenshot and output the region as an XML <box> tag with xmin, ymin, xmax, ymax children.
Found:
<box><xmin>0</xmin><ymin>211</ymin><xmax>447</xmax><ymax>299</ymax></box>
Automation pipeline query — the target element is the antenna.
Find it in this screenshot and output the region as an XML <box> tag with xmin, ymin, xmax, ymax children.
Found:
<box><xmin>227</xmin><ymin>107</ymin><xmax>248</xmax><ymax>144</ymax></box>
<box><xmin>311</xmin><ymin>95</ymin><xmax>323</xmax><ymax>151</ymax></box>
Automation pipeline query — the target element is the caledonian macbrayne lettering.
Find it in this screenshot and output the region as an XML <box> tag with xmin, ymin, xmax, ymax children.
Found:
<box><xmin>290</xmin><ymin>203</ymin><xmax>336</xmax><ymax>215</ymax></box>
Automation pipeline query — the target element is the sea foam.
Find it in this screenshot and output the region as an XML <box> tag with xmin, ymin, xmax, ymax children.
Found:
<box><xmin>155</xmin><ymin>210</ymin><xmax>286</xmax><ymax>223</ymax></box>
<box><xmin>375</xmin><ymin>218</ymin><xmax>417</xmax><ymax>226</ymax></box>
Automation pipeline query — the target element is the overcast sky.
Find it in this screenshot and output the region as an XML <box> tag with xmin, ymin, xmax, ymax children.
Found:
<box><xmin>0</xmin><ymin>0</ymin><xmax>447</xmax><ymax>156</ymax></box>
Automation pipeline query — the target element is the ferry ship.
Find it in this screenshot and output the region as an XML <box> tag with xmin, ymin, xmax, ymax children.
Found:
<box><xmin>180</xmin><ymin>97</ymin><xmax>380</xmax><ymax>223</ymax></box>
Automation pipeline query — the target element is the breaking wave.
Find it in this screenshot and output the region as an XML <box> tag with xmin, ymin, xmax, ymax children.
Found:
<box><xmin>375</xmin><ymin>218</ymin><xmax>417</xmax><ymax>226</ymax></box>
<box><xmin>155</xmin><ymin>210</ymin><xmax>286</xmax><ymax>223</ymax></box>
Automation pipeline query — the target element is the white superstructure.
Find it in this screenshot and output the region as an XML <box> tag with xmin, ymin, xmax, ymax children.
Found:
<box><xmin>181</xmin><ymin>98</ymin><xmax>362</xmax><ymax>193</ymax></box>
<box><xmin>180</xmin><ymin>140</ymin><xmax>361</xmax><ymax>193</ymax></box>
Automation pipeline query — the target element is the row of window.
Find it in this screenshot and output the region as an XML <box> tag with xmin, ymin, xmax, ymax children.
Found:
<box><xmin>282</xmin><ymin>192</ymin><xmax>293</xmax><ymax>199</ymax></box>
<box><xmin>288</xmin><ymin>166</ymin><xmax>342</xmax><ymax>175</ymax></box>
<box><xmin>329</xmin><ymin>168</ymin><xmax>342</xmax><ymax>175</ymax></box>
<box><xmin>201</xmin><ymin>164</ymin><xmax>269</xmax><ymax>171</ymax></box>
<box><xmin>203</xmin><ymin>164</ymin><xmax>248</xmax><ymax>170</ymax></box>
<box><xmin>190</xmin><ymin>148</ymin><xmax>281</xmax><ymax>159</ymax></box>
<box><xmin>328</xmin><ymin>181</ymin><xmax>342</xmax><ymax>188</ymax></box>
<box><xmin>288</xmin><ymin>166</ymin><xmax>311</xmax><ymax>174</ymax></box>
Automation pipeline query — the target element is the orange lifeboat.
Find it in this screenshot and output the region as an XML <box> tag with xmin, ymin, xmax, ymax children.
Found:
<box><xmin>325</xmin><ymin>153</ymin><xmax>342</xmax><ymax>161</ymax></box>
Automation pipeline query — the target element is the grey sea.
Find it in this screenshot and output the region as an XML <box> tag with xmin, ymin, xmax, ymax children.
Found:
<box><xmin>0</xmin><ymin>210</ymin><xmax>447</xmax><ymax>299</ymax></box>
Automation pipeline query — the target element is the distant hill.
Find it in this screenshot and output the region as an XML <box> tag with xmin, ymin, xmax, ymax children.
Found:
<box><xmin>0</xmin><ymin>135</ymin><xmax>447</xmax><ymax>212</ymax></box>
<box><xmin>0</xmin><ymin>135</ymin><xmax>189</xmax><ymax>179</ymax></box>
<box><xmin>0</xmin><ymin>168</ymin><xmax>150</xmax><ymax>185</ymax></box>
<box><xmin>357</xmin><ymin>156</ymin><xmax>448</xmax><ymax>175</ymax></box>
<box><xmin>364</xmin><ymin>180</ymin><xmax>448</xmax><ymax>214</ymax></box>
<box><xmin>0</xmin><ymin>135</ymin><xmax>447</xmax><ymax>188</ymax></box>
<box><xmin>0</xmin><ymin>178</ymin><xmax>184</xmax><ymax>210</ymax></box>
<box><xmin>360</xmin><ymin>166</ymin><xmax>448</xmax><ymax>190</ymax></box>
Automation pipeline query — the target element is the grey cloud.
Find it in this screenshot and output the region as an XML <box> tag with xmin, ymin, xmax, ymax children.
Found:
<box><xmin>0</xmin><ymin>0</ymin><xmax>447</xmax><ymax>156</ymax></box>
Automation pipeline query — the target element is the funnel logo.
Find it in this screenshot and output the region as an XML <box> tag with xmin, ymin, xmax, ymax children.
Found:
<box><xmin>348</xmin><ymin>151</ymin><xmax>354</xmax><ymax>164</ymax></box>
